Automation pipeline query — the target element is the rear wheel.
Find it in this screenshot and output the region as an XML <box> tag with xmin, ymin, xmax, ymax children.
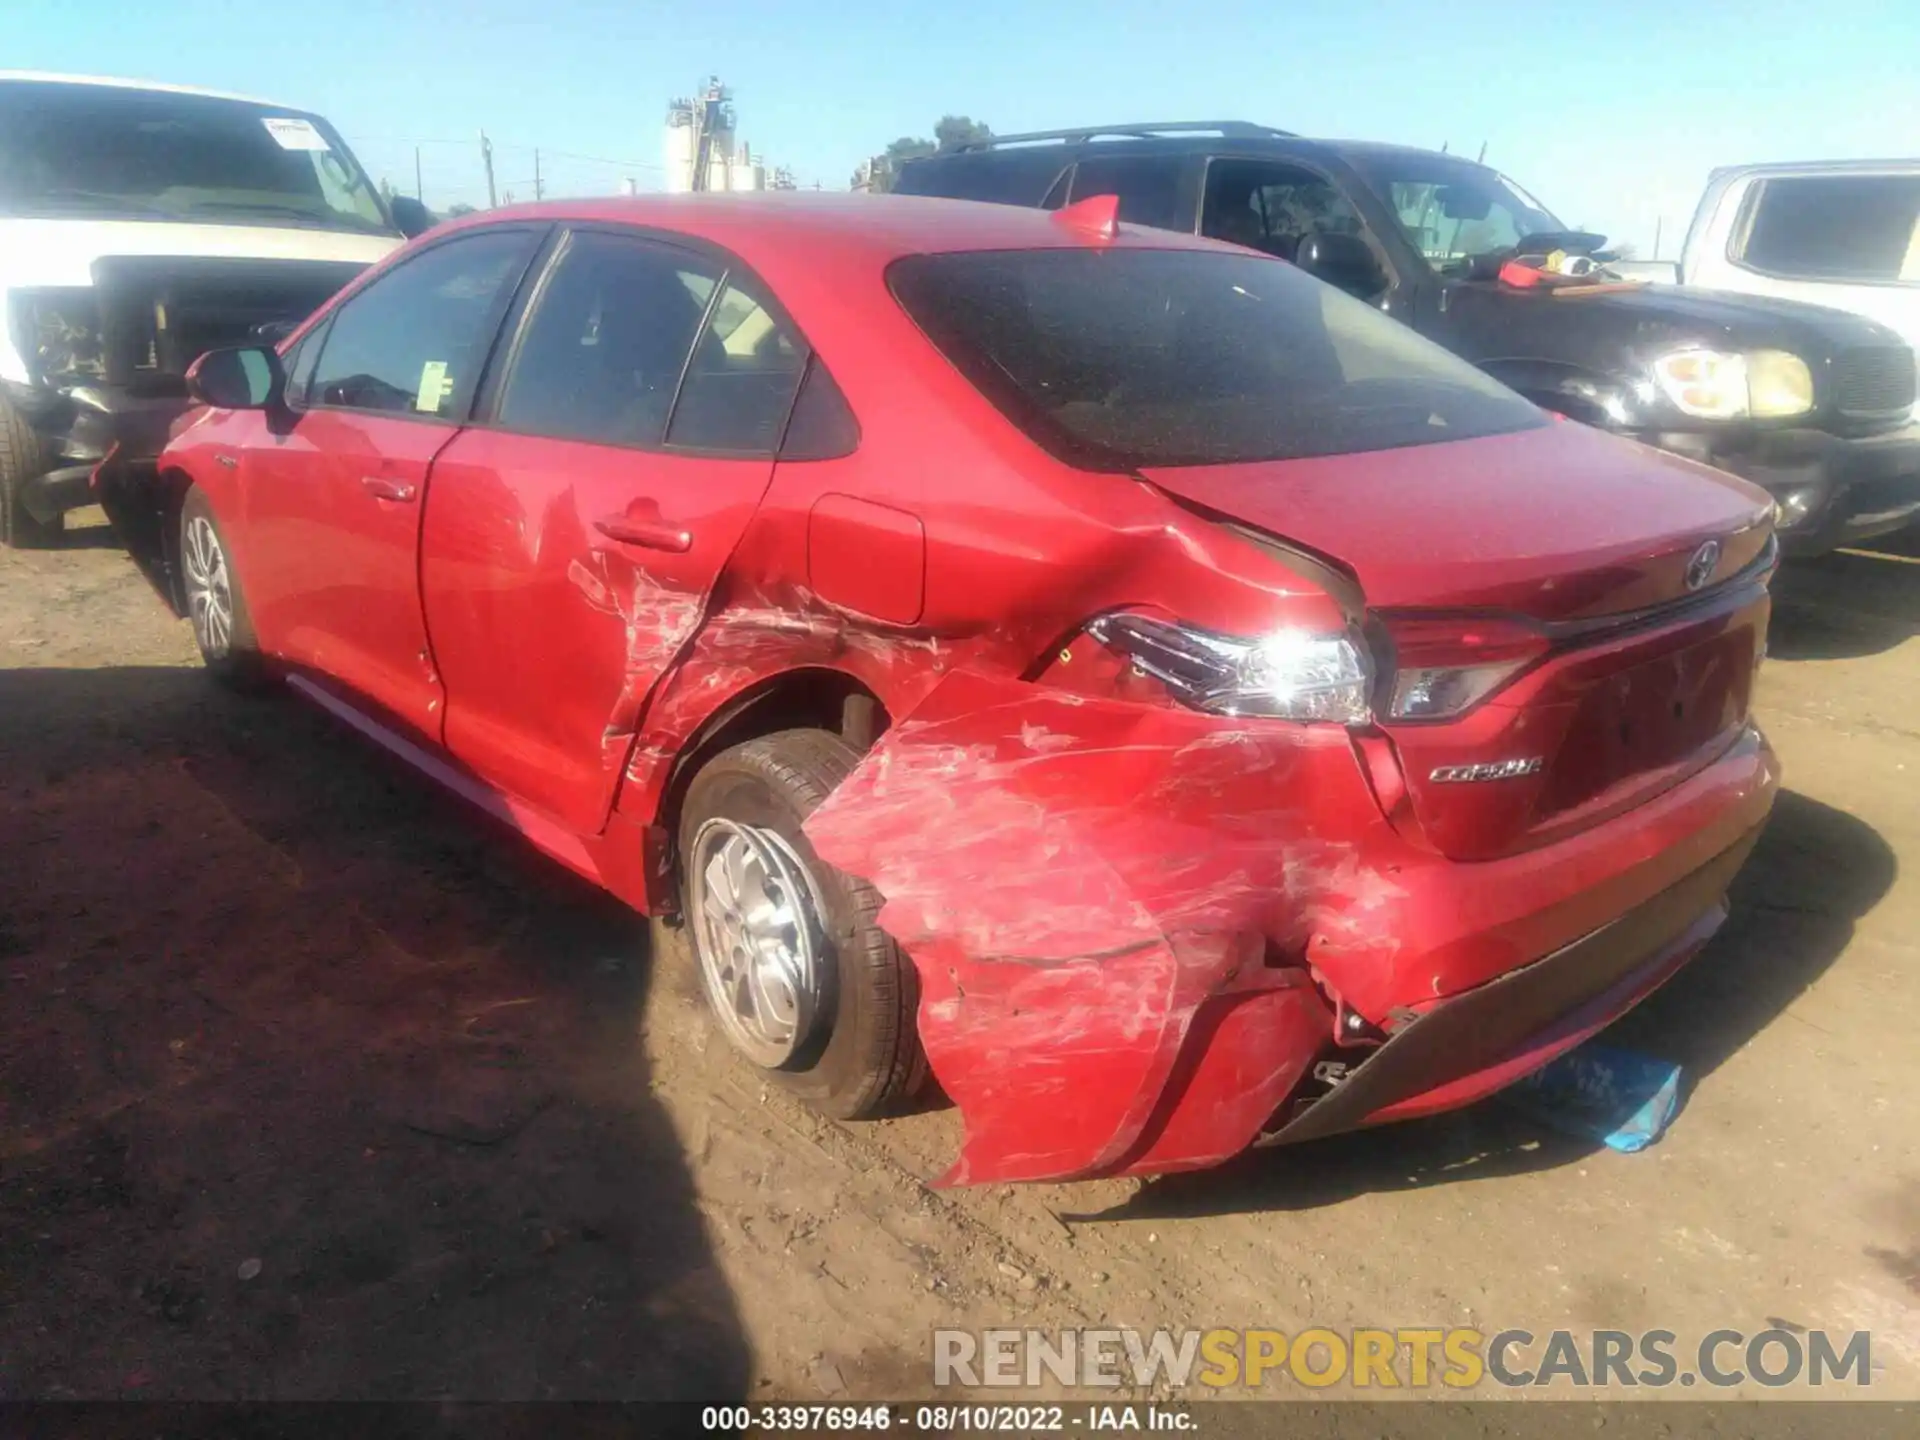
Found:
<box><xmin>0</xmin><ymin>398</ymin><xmax>63</xmax><ymax>549</ymax></box>
<box><xmin>667</xmin><ymin>729</ymin><xmax>926</xmax><ymax>1119</ymax></box>
<box><xmin>179</xmin><ymin>487</ymin><xmax>269</xmax><ymax>690</ymax></box>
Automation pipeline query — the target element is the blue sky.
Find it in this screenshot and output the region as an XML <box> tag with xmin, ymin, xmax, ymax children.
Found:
<box><xmin>11</xmin><ymin>0</ymin><xmax>1919</xmax><ymax>254</ymax></box>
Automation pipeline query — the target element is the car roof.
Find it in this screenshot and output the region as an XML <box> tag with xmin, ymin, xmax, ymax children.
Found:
<box><xmin>1708</xmin><ymin>157</ymin><xmax>1920</xmax><ymax>180</ymax></box>
<box><xmin>438</xmin><ymin>191</ymin><xmax>1229</xmax><ymax>266</ymax></box>
<box><xmin>919</xmin><ymin>130</ymin><xmax>1467</xmax><ymax>168</ymax></box>
<box><xmin>0</xmin><ymin>70</ymin><xmax>296</xmax><ymax>110</ymax></box>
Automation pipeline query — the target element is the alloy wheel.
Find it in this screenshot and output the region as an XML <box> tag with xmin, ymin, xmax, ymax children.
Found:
<box><xmin>686</xmin><ymin>817</ymin><xmax>833</xmax><ymax>1069</ymax></box>
<box><xmin>182</xmin><ymin>514</ymin><xmax>234</xmax><ymax>658</ymax></box>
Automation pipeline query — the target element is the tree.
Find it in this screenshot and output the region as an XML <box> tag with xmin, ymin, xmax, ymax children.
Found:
<box><xmin>854</xmin><ymin>117</ymin><xmax>991</xmax><ymax>192</ymax></box>
<box><xmin>445</xmin><ymin>203</ymin><xmax>478</xmax><ymax>218</ymax></box>
<box><xmin>933</xmin><ymin>115</ymin><xmax>992</xmax><ymax>152</ymax></box>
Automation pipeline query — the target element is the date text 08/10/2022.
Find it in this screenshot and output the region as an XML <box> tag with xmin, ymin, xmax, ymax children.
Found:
<box><xmin>701</xmin><ymin>1406</ymin><xmax>1193</xmax><ymax>1432</ymax></box>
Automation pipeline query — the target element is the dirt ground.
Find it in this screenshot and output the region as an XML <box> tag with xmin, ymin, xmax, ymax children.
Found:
<box><xmin>3</xmin><ymin>510</ymin><xmax>1918</xmax><ymax>1407</ymax></box>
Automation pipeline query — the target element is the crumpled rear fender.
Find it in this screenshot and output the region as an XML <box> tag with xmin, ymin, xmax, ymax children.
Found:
<box><xmin>802</xmin><ymin>669</ymin><xmax>1407</xmax><ymax>1186</ymax></box>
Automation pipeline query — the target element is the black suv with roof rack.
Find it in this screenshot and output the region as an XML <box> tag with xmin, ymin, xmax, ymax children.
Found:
<box><xmin>896</xmin><ymin>122</ymin><xmax>1920</xmax><ymax>555</ymax></box>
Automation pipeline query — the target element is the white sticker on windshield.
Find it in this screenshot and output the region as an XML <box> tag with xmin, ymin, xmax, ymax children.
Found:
<box><xmin>415</xmin><ymin>360</ymin><xmax>452</xmax><ymax>414</ymax></box>
<box><xmin>262</xmin><ymin>117</ymin><xmax>331</xmax><ymax>151</ymax></box>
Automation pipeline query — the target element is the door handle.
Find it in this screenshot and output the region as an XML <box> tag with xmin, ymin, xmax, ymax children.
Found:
<box><xmin>361</xmin><ymin>476</ymin><xmax>417</xmax><ymax>503</ymax></box>
<box><xmin>595</xmin><ymin>515</ymin><xmax>693</xmax><ymax>553</ymax></box>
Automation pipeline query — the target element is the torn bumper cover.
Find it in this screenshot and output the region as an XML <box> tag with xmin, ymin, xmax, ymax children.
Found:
<box><xmin>803</xmin><ymin>670</ymin><xmax>1778</xmax><ymax>1187</ymax></box>
<box><xmin>3</xmin><ymin>378</ymin><xmax>188</xmax><ymax>523</ymax></box>
<box><xmin>7</xmin><ymin>255</ymin><xmax>369</xmax><ymax>522</ymax></box>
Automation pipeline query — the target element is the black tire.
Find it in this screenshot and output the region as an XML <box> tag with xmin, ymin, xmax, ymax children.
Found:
<box><xmin>0</xmin><ymin>397</ymin><xmax>63</xmax><ymax>549</ymax></box>
<box><xmin>178</xmin><ymin>487</ymin><xmax>270</xmax><ymax>690</ymax></box>
<box><xmin>671</xmin><ymin>728</ymin><xmax>927</xmax><ymax>1119</ymax></box>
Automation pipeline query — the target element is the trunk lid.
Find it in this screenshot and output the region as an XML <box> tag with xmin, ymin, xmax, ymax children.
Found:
<box><xmin>1140</xmin><ymin>421</ymin><xmax>1775</xmax><ymax>860</ymax></box>
<box><xmin>1137</xmin><ymin>419</ymin><xmax>1774</xmax><ymax>622</ymax></box>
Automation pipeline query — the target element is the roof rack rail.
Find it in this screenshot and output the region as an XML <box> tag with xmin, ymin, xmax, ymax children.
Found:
<box><xmin>952</xmin><ymin>121</ymin><xmax>1297</xmax><ymax>152</ymax></box>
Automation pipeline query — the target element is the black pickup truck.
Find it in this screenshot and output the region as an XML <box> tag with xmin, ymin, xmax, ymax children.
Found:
<box><xmin>896</xmin><ymin>123</ymin><xmax>1920</xmax><ymax>555</ymax></box>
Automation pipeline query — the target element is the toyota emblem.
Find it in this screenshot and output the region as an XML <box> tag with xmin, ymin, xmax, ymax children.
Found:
<box><xmin>1684</xmin><ymin>540</ymin><xmax>1722</xmax><ymax>592</ymax></box>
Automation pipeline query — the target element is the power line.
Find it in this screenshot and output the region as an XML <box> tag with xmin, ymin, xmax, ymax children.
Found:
<box><xmin>347</xmin><ymin>134</ymin><xmax>664</xmax><ymax>171</ymax></box>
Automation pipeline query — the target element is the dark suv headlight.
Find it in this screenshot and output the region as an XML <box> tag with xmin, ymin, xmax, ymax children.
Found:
<box><xmin>9</xmin><ymin>288</ymin><xmax>107</xmax><ymax>382</ymax></box>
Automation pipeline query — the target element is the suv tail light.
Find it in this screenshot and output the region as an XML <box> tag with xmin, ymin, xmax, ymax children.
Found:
<box><xmin>1378</xmin><ymin>614</ymin><xmax>1551</xmax><ymax>721</ymax></box>
<box><xmin>1087</xmin><ymin>612</ymin><xmax>1373</xmax><ymax>724</ymax></box>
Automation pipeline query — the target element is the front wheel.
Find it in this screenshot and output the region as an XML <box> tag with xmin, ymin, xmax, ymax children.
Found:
<box><xmin>670</xmin><ymin>729</ymin><xmax>926</xmax><ymax>1119</ymax></box>
<box><xmin>0</xmin><ymin>398</ymin><xmax>62</xmax><ymax>549</ymax></box>
<box><xmin>179</xmin><ymin>487</ymin><xmax>270</xmax><ymax>690</ymax></box>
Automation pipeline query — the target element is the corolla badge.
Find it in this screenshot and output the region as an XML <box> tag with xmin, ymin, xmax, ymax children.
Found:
<box><xmin>1684</xmin><ymin>539</ymin><xmax>1722</xmax><ymax>592</ymax></box>
<box><xmin>1429</xmin><ymin>757</ymin><xmax>1545</xmax><ymax>782</ymax></box>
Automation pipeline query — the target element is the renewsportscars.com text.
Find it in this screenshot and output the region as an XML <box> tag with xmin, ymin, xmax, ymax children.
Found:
<box><xmin>932</xmin><ymin>1326</ymin><xmax>1874</xmax><ymax>1391</ymax></box>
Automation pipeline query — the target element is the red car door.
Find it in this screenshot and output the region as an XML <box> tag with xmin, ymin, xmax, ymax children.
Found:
<box><xmin>422</xmin><ymin>229</ymin><xmax>807</xmax><ymax>834</ymax></box>
<box><xmin>236</xmin><ymin>228</ymin><xmax>545</xmax><ymax>737</ymax></box>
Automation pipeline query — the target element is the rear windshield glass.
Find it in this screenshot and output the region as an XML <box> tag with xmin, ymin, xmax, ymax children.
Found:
<box><xmin>889</xmin><ymin>248</ymin><xmax>1545</xmax><ymax>469</ymax></box>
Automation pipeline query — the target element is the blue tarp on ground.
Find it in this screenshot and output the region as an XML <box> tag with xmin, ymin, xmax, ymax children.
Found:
<box><xmin>1502</xmin><ymin>1043</ymin><xmax>1684</xmax><ymax>1153</ymax></box>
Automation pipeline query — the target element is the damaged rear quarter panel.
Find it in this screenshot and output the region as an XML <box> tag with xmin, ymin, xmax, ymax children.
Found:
<box><xmin>801</xmin><ymin>669</ymin><xmax>1407</xmax><ymax>1185</ymax></box>
<box><xmin>595</xmin><ymin>319</ymin><xmax>1406</xmax><ymax>1185</ymax></box>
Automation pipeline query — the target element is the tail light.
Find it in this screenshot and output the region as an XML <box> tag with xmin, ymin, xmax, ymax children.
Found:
<box><xmin>1087</xmin><ymin>613</ymin><xmax>1373</xmax><ymax>724</ymax></box>
<box><xmin>1377</xmin><ymin>613</ymin><xmax>1551</xmax><ymax>721</ymax></box>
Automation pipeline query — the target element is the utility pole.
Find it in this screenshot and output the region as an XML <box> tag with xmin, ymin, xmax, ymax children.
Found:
<box><xmin>1653</xmin><ymin>216</ymin><xmax>1664</xmax><ymax>260</ymax></box>
<box><xmin>1475</xmin><ymin>140</ymin><xmax>1488</xmax><ymax>163</ymax></box>
<box><xmin>414</xmin><ymin>145</ymin><xmax>423</xmax><ymax>202</ymax></box>
<box><xmin>479</xmin><ymin>131</ymin><xmax>498</xmax><ymax>208</ymax></box>
<box><xmin>533</xmin><ymin>149</ymin><xmax>543</xmax><ymax>201</ymax></box>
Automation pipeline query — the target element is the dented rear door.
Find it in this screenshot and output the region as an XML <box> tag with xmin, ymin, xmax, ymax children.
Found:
<box><xmin>420</xmin><ymin>231</ymin><xmax>804</xmax><ymax>833</ymax></box>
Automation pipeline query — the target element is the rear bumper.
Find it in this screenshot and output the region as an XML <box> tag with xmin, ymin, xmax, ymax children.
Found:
<box><xmin>1653</xmin><ymin>421</ymin><xmax>1920</xmax><ymax>555</ymax></box>
<box><xmin>805</xmin><ymin>666</ymin><xmax>1781</xmax><ymax>1186</ymax></box>
<box><xmin>1259</xmin><ymin>816</ymin><xmax>1763</xmax><ymax>1147</ymax></box>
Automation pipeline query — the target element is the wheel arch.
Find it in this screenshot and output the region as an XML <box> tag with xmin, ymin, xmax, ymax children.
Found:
<box><xmin>644</xmin><ymin>663</ymin><xmax>893</xmax><ymax>857</ymax></box>
<box><xmin>147</xmin><ymin>464</ymin><xmax>199</xmax><ymax>616</ymax></box>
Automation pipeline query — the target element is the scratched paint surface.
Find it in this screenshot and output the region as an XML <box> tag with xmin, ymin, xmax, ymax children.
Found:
<box><xmin>797</xmin><ymin>666</ymin><xmax>1778</xmax><ymax>1186</ymax></box>
<box><xmin>801</xmin><ymin>669</ymin><xmax>1410</xmax><ymax>1184</ymax></box>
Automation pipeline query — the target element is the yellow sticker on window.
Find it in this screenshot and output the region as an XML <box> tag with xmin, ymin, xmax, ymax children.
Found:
<box><xmin>415</xmin><ymin>361</ymin><xmax>452</xmax><ymax>413</ymax></box>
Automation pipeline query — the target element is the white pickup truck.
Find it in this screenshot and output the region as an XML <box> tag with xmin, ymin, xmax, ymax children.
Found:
<box><xmin>0</xmin><ymin>72</ymin><xmax>424</xmax><ymax>548</ymax></box>
<box><xmin>1615</xmin><ymin>160</ymin><xmax>1920</xmax><ymax>358</ymax></box>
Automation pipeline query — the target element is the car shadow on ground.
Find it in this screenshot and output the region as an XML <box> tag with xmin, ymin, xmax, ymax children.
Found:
<box><xmin>1766</xmin><ymin>546</ymin><xmax>1920</xmax><ymax>661</ymax></box>
<box><xmin>0</xmin><ymin>665</ymin><xmax>749</xmax><ymax>1400</ymax></box>
<box><xmin>1099</xmin><ymin>787</ymin><xmax>1895</xmax><ymax>1222</ymax></box>
<box><xmin>46</xmin><ymin>522</ymin><xmax>124</xmax><ymax>552</ymax></box>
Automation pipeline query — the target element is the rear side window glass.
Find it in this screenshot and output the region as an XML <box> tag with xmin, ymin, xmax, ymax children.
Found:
<box><xmin>1737</xmin><ymin>175</ymin><xmax>1920</xmax><ymax>283</ymax></box>
<box><xmin>778</xmin><ymin>358</ymin><xmax>860</xmax><ymax>460</ymax></box>
<box><xmin>1068</xmin><ymin>156</ymin><xmax>1188</xmax><ymax>231</ymax></box>
<box><xmin>666</xmin><ymin>275</ymin><xmax>809</xmax><ymax>452</ymax></box>
<box><xmin>311</xmin><ymin>231</ymin><xmax>534</xmax><ymax>417</ymax></box>
<box><xmin>890</xmin><ymin>248</ymin><xmax>1545</xmax><ymax>469</ymax></box>
<box><xmin>498</xmin><ymin>231</ymin><xmax>720</xmax><ymax>448</ymax></box>
<box><xmin>1202</xmin><ymin>160</ymin><xmax>1371</xmax><ymax>262</ymax></box>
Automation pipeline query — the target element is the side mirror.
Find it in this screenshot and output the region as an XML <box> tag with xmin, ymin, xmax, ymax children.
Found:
<box><xmin>1296</xmin><ymin>232</ymin><xmax>1387</xmax><ymax>299</ymax></box>
<box><xmin>388</xmin><ymin>195</ymin><xmax>434</xmax><ymax>238</ymax></box>
<box><xmin>186</xmin><ymin>345</ymin><xmax>286</xmax><ymax>411</ymax></box>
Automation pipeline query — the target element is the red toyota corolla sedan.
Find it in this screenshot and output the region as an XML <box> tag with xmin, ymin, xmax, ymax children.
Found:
<box><xmin>157</xmin><ymin>192</ymin><xmax>1779</xmax><ymax>1186</ymax></box>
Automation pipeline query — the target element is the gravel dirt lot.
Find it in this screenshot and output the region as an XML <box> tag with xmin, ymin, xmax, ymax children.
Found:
<box><xmin>3</xmin><ymin>510</ymin><xmax>1917</xmax><ymax>1407</ymax></box>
